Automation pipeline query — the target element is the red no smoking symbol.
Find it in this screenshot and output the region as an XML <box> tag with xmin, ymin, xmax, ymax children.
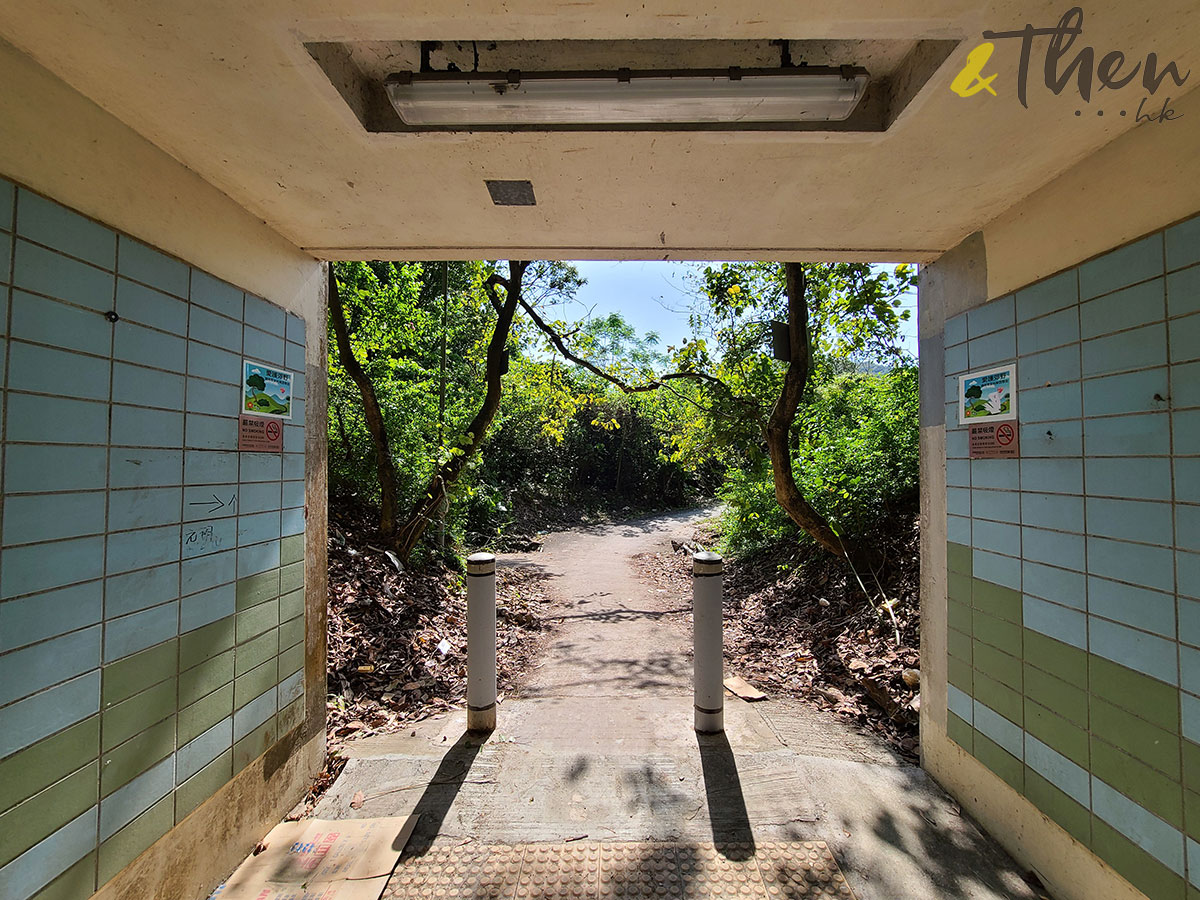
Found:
<box><xmin>996</xmin><ymin>423</ymin><xmax>1015</xmax><ymax>446</ymax></box>
<box><xmin>265</xmin><ymin>420</ymin><xmax>281</xmax><ymax>441</ymax></box>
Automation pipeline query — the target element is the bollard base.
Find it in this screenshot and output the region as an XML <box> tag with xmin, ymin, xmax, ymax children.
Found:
<box><xmin>694</xmin><ymin>708</ymin><xmax>724</xmax><ymax>734</ymax></box>
<box><xmin>467</xmin><ymin>703</ymin><xmax>496</xmax><ymax>733</ymax></box>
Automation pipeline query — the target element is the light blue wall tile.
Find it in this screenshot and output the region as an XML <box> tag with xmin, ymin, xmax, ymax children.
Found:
<box><xmin>105</xmin><ymin>563</ymin><xmax>179</xmax><ymax>619</ymax></box>
<box><xmin>968</xmin><ymin>328</ymin><xmax>1016</xmax><ymax>369</ymax></box>
<box><xmin>237</xmin><ymin>540</ymin><xmax>280</xmax><ymax>578</ymax></box>
<box><xmin>1088</xmin><ymin>536</ymin><xmax>1176</xmax><ymax>594</ymax></box>
<box><xmin>0</xmin><ymin>670</ymin><xmax>99</xmax><ymax>757</ymax></box>
<box><xmin>947</xmin><ymin>685</ymin><xmax>973</xmax><ymax>722</ymax></box>
<box><xmin>1018</xmin><ymin>344</ymin><xmax>1080</xmax><ymax>389</ymax></box>
<box><xmin>1023</xmin><ymin>595</ymin><xmax>1086</xmax><ymax>648</ymax></box>
<box><xmin>290</xmin><ymin>397</ymin><xmax>306</xmax><ymax>424</ymax></box>
<box><xmin>9</xmin><ymin>289</ymin><xmax>112</xmax><ymax>356</ymax></box>
<box><xmin>106</xmin><ymin>525</ymin><xmax>181</xmax><ymax>575</ymax></box>
<box><xmin>945</xmin><ymin>313</ymin><xmax>967</xmax><ymax>347</ymax></box>
<box><xmin>286</xmin><ymin>314</ymin><xmax>306</xmax><ymax>345</ymax></box>
<box><xmin>1086</xmin><ymin>497</ymin><xmax>1174</xmax><ymax>546</ymax></box>
<box><xmin>186</xmin><ymin>341</ymin><xmax>240</xmax><ymax>385</ymax></box>
<box><xmin>111</xmin><ymin>361</ymin><xmax>185</xmax><ymax>412</ymax></box>
<box><xmin>244</xmin><ymin>327</ymin><xmax>284</xmax><ymax>367</ymax></box>
<box><xmin>949</xmin><ymin>515</ymin><xmax>971</xmax><ymax>545</ymax></box>
<box><xmin>233</xmin><ymin>686</ymin><xmax>276</xmax><ymax>739</ymax></box>
<box><xmin>1085</xmin><ymin>457</ymin><xmax>1172</xmax><ymax>500</ymax></box>
<box><xmin>1182</xmin><ymin>645</ymin><xmax>1200</xmax><ymax>695</ymax></box>
<box><xmin>185</xmin><ymin>377</ymin><xmax>239</xmax><ymax>418</ymax></box>
<box><xmin>1083</xmin><ymin>368</ymin><xmax>1170</xmax><ymax>418</ymax></box>
<box><xmin>13</xmin><ymin>240</ymin><xmax>114</xmax><ymax>312</ymax></box>
<box><xmin>239</xmin><ymin>481</ymin><xmax>281</xmax><ymax>515</ymax></box>
<box><xmin>1080</xmin><ymin>233</ymin><xmax>1164</xmax><ymax>300</ymax></box>
<box><xmin>115</xmin><ymin>278</ymin><xmax>187</xmax><ymax>335</ymax></box>
<box><xmin>107</xmin><ymin>486</ymin><xmax>182</xmax><ymax>531</ymax></box>
<box><xmin>0</xmin><ymin>625</ymin><xmax>101</xmax><ymax>706</ymax></box>
<box><xmin>240</xmin><ymin>452</ymin><xmax>282</xmax><ymax>483</ymax></box>
<box><xmin>117</xmin><ymin>236</ymin><xmax>188</xmax><ymax>298</ymax></box>
<box><xmin>181</xmin><ymin>549</ymin><xmax>236</xmax><ymax>598</ymax></box>
<box><xmin>176</xmin><ymin>717</ymin><xmax>232</xmax><ymax>785</ymax></box>
<box><xmin>946</xmin><ymin>486</ymin><xmax>970</xmax><ymax>518</ymax></box>
<box><xmin>1182</xmin><ymin>555</ymin><xmax>1200</xmax><ymax>606</ymax></box>
<box><xmin>282</xmin><ymin>453</ymin><xmax>304</xmax><ymax>481</ymax></box>
<box><xmin>974</xmin><ymin>548</ymin><xmax>1021</xmax><ymax>589</ymax></box>
<box><xmin>1023</xmin><ymin>560</ymin><xmax>1086</xmax><ymax>608</ymax></box>
<box><xmin>111</xmin><ymin>405</ymin><xmax>183</xmax><ymax>449</ymax></box>
<box><xmin>281</xmin><ymin>508</ymin><xmax>305</xmax><ymax>538</ymax></box>
<box><xmin>185</xmin><ymin>413</ymin><xmax>238</xmax><ymax>450</ymax></box>
<box><xmin>1185</xmin><ymin>693</ymin><xmax>1200</xmax><ymax>743</ymax></box>
<box><xmin>113</xmin><ymin>321</ymin><xmax>186</xmax><ymax>373</ymax></box>
<box><xmin>6</xmin><ymin>340</ymin><xmax>110</xmax><ymax>400</ymax></box>
<box><xmin>279</xmin><ymin>670</ymin><xmax>304</xmax><ymax>705</ymax></box>
<box><xmin>17</xmin><ymin>190</ymin><xmax>115</xmax><ymax>268</ymax></box>
<box><xmin>1080</xmin><ymin>278</ymin><xmax>1166</xmax><ymax>339</ymax></box>
<box><xmin>0</xmin><ymin>807</ymin><xmax>98</xmax><ymax>900</ymax></box>
<box><xmin>5</xmin><ymin>393</ymin><xmax>108</xmax><ymax>445</ymax></box>
<box><xmin>183</xmin><ymin>484</ymin><xmax>237</xmax><ymax>522</ymax></box>
<box><xmin>0</xmin><ymin>580</ymin><xmax>102</xmax><ymax>651</ymax></box>
<box><xmin>967</xmin><ymin>295</ymin><xmax>1014</xmax><ymax>338</ymax></box>
<box><xmin>1016</xmin><ymin>270</ymin><xmax>1077</xmax><ymax>323</ymax></box>
<box><xmin>973</xmin><ymin>699</ymin><xmax>1023</xmax><ymax>757</ymax></box>
<box><xmin>292</xmin><ymin>372</ymin><xmax>305</xmax><ymax>400</ymax></box>
<box><xmin>1091</xmin><ymin>616</ymin><xmax>1178</xmax><ymax>685</ymax></box>
<box><xmin>237</xmin><ymin>512</ymin><xmax>281</xmax><ymax>547</ymax></box>
<box><xmin>180</xmin><ymin>583</ymin><xmax>235</xmax><ymax>633</ymax></box>
<box><xmin>1167</xmin><ymin>264</ymin><xmax>1200</xmax><ymax>318</ymax></box>
<box><xmin>1</xmin><ymin>536</ymin><xmax>105</xmax><ymax>599</ymax></box>
<box><xmin>1171</xmin><ymin>313</ymin><xmax>1200</xmax><ymax>363</ymax></box>
<box><xmin>190</xmin><ymin>271</ymin><xmax>242</xmax><ymax>320</ymax></box>
<box><xmin>1084</xmin><ymin>412</ymin><xmax>1170</xmax><ymax>457</ymax></box>
<box><xmin>1017</xmin><ymin>307</ymin><xmax>1079</xmax><ymax>356</ymax></box>
<box><xmin>1081</xmin><ymin>323</ymin><xmax>1168</xmax><ymax>378</ymax></box>
<box><xmin>1178</xmin><ymin>460</ymin><xmax>1200</xmax><ymax>504</ymax></box>
<box><xmin>244</xmin><ymin>295</ymin><xmax>285</xmax><ymax>336</ymax></box>
<box><xmin>285</xmin><ymin>341</ymin><xmax>304</xmax><ymax>373</ymax></box>
<box><xmin>1022</xmin><ymin>491</ymin><xmax>1084</xmax><ymax>533</ymax></box>
<box><xmin>1167</xmin><ymin>216</ymin><xmax>1200</xmax><ymax>271</ymax></box>
<box><xmin>946</xmin><ymin>428</ymin><xmax>969</xmax><ymax>459</ymax></box>
<box><xmin>103</xmin><ymin>601</ymin><xmax>178</xmax><ymax>663</ymax></box>
<box><xmin>181</xmin><ymin>518</ymin><xmax>236</xmax><ymax>560</ymax></box>
<box><xmin>1089</xmin><ymin>575</ymin><xmax>1176</xmax><ymax>638</ymax></box>
<box><xmin>1</xmin><ymin>236</ymin><xmax>10</xmax><ymax>284</ymax></box>
<box><xmin>1190</xmin><ymin>838</ymin><xmax>1200</xmax><ymax>891</ymax></box>
<box><xmin>1021</xmin><ymin>458</ymin><xmax>1084</xmax><ymax>495</ymax></box>
<box><xmin>1022</xmin><ymin>526</ymin><xmax>1086</xmax><ymax>572</ymax></box>
<box><xmin>1091</xmin><ymin>776</ymin><xmax>1184</xmax><ymax>875</ymax></box>
<box><xmin>1026</xmin><ymin>734</ymin><xmax>1090</xmax><ymax>807</ymax></box>
<box><xmin>1020</xmin><ymin>382</ymin><xmax>1082</xmax><ymax>423</ymax></box>
<box><xmin>972</xmin><ymin>519</ymin><xmax>1021</xmax><ymax>557</ymax></box>
<box><xmin>189</xmin><ymin>304</ymin><xmax>242</xmax><ymax>350</ymax></box>
<box><xmin>283</xmin><ymin>425</ymin><xmax>304</xmax><ymax>454</ymax></box>
<box><xmin>1020</xmin><ymin>420</ymin><xmax>1082</xmax><ymax>457</ymax></box>
<box><xmin>109</xmin><ymin>449</ymin><xmax>183</xmax><ymax>489</ymax></box>
<box><xmin>185</xmin><ymin>451</ymin><xmax>238</xmax><ymax>485</ymax></box>
<box><xmin>0</xmin><ymin>179</ymin><xmax>12</xmax><ymax>229</ymax></box>
<box><xmin>1</xmin><ymin>491</ymin><xmax>107</xmax><ymax>545</ymax></box>
<box><xmin>282</xmin><ymin>481</ymin><xmax>304</xmax><ymax>509</ymax></box>
<box><xmin>946</xmin><ymin>459</ymin><xmax>971</xmax><ymax>488</ymax></box>
<box><xmin>99</xmin><ymin>755</ymin><xmax>173</xmax><ymax>841</ymax></box>
<box><xmin>1179</xmin><ymin>505</ymin><xmax>1200</xmax><ymax>553</ymax></box>
<box><xmin>972</xmin><ymin>459</ymin><xmax>1019</xmax><ymax>490</ymax></box>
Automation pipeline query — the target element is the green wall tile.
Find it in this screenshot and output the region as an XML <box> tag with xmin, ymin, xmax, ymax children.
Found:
<box><xmin>1092</xmin><ymin>696</ymin><xmax>1181</xmax><ymax>779</ymax></box>
<box><xmin>947</xmin><ymin>711</ymin><xmax>973</xmax><ymax>752</ymax></box>
<box><xmin>34</xmin><ymin>850</ymin><xmax>97</xmax><ymax>900</ymax></box>
<box><xmin>947</xmin><ymin>627</ymin><xmax>971</xmax><ymax>662</ymax></box>
<box><xmin>971</xmin><ymin>578</ymin><xmax>1022</xmax><ymax>623</ymax></box>
<box><xmin>235</xmin><ymin>659</ymin><xmax>277</xmax><ymax>709</ymax></box>
<box><xmin>1025</xmin><ymin>698</ymin><xmax>1089</xmax><ymax>768</ymax></box>
<box><xmin>0</xmin><ymin>716</ymin><xmax>99</xmax><ymax>813</ymax></box>
<box><xmin>0</xmin><ymin>760</ymin><xmax>98</xmax><ymax>867</ymax></box>
<box><xmin>236</xmin><ymin>598</ymin><xmax>278</xmax><ymax>644</ymax></box>
<box><xmin>1090</xmin><ymin>739</ymin><xmax>1184</xmax><ymax>828</ymax></box>
<box><xmin>180</xmin><ymin>616</ymin><xmax>235</xmax><ymax>671</ymax></box>
<box><xmin>1186</xmin><ymin>789</ymin><xmax>1200</xmax><ymax>841</ymax></box>
<box><xmin>948</xmin><ymin>571</ymin><xmax>972</xmax><ymax>605</ymax></box>
<box><xmin>972</xmin><ymin>609</ymin><xmax>1023</xmax><ymax>656</ymax></box>
<box><xmin>1184</xmin><ymin>740</ymin><xmax>1200</xmax><ymax>790</ymax></box>
<box><xmin>974</xmin><ymin>732</ymin><xmax>1024</xmax><ymax>793</ymax></box>
<box><xmin>101</xmin><ymin>679</ymin><xmax>176</xmax><ymax>752</ymax></box>
<box><xmin>100</xmin><ymin>718</ymin><xmax>174</xmax><ymax>798</ymax></box>
<box><xmin>98</xmin><ymin>794</ymin><xmax>173</xmax><ymax>885</ymax></box>
<box><xmin>973</xmin><ymin>642</ymin><xmax>1022</xmax><ymax>691</ymax></box>
<box><xmin>179</xmin><ymin>650</ymin><xmax>234</xmax><ymax>709</ymax></box>
<box><xmin>279</xmin><ymin>535</ymin><xmax>304</xmax><ymax>566</ymax></box>
<box><xmin>948</xmin><ymin>541</ymin><xmax>973</xmax><ymax>576</ymax></box>
<box><xmin>174</xmin><ymin>750</ymin><xmax>232</xmax><ymax>823</ymax></box>
<box><xmin>973</xmin><ymin>672</ymin><xmax>1023</xmax><ymax>726</ymax></box>
<box><xmin>102</xmin><ymin>639</ymin><xmax>177</xmax><ymax>708</ymax></box>
<box><xmin>178</xmin><ymin>684</ymin><xmax>234</xmax><ymax>746</ymax></box>
<box><xmin>279</xmin><ymin>615</ymin><xmax>303</xmax><ymax>652</ymax></box>
<box><xmin>234</xmin><ymin>628</ymin><xmax>278</xmax><ymax>677</ymax></box>
<box><xmin>1091</xmin><ymin>817</ymin><xmax>1185</xmax><ymax>900</ymax></box>
<box><xmin>235</xmin><ymin>569</ymin><xmax>279</xmax><ymax>611</ymax></box>
<box><xmin>948</xmin><ymin>657</ymin><xmax>973</xmax><ymax>692</ymax></box>
<box><xmin>279</xmin><ymin>587</ymin><xmax>304</xmax><ymax>623</ymax></box>
<box><xmin>279</xmin><ymin>561</ymin><xmax>304</xmax><ymax>594</ymax></box>
<box><xmin>233</xmin><ymin>717</ymin><xmax>276</xmax><ymax>773</ymax></box>
<box><xmin>1024</xmin><ymin>630</ymin><xmax>1087</xmax><ymax>688</ymax></box>
<box><xmin>277</xmin><ymin>642</ymin><xmax>303</xmax><ymax>680</ymax></box>
<box><xmin>1090</xmin><ymin>654</ymin><xmax>1180</xmax><ymax>734</ymax></box>
<box><xmin>1025</xmin><ymin>768</ymin><xmax>1091</xmax><ymax>847</ymax></box>
<box><xmin>1024</xmin><ymin>664</ymin><xmax>1088</xmax><ymax>725</ymax></box>
<box><xmin>948</xmin><ymin>597</ymin><xmax>972</xmax><ymax>633</ymax></box>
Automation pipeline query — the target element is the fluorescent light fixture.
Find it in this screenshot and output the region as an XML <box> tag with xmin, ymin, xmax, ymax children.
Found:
<box><xmin>384</xmin><ymin>67</ymin><xmax>868</xmax><ymax>127</ymax></box>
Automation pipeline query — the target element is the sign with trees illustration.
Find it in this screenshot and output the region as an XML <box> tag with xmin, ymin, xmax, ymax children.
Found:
<box><xmin>243</xmin><ymin>360</ymin><xmax>293</xmax><ymax>419</ymax></box>
<box><xmin>958</xmin><ymin>364</ymin><xmax>1016</xmax><ymax>426</ymax></box>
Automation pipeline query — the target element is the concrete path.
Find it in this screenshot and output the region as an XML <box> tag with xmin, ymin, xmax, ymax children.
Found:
<box><xmin>317</xmin><ymin>509</ymin><xmax>1037</xmax><ymax>900</ymax></box>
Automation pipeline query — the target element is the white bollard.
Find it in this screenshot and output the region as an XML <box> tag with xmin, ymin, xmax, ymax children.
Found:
<box><xmin>692</xmin><ymin>550</ymin><xmax>725</xmax><ymax>734</ymax></box>
<box><xmin>466</xmin><ymin>552</ymin><xmax>497</xmax><ymax>732</ymax></box>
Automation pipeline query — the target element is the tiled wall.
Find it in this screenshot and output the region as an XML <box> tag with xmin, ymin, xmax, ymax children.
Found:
<box><xmin>944</xmin><ymin>213</ymin><xmax>1200</xmax><ymax>899</ymax></box>
<box><xmin>0</xmin><ymin>178</ymin><xmax>308</xmax><ymax>900</ymax></box>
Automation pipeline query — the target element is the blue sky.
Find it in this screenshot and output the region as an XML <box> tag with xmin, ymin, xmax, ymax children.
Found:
<box><xmin>566</xmin><ymin>261</ymin><xmax>919</xmax><ymax>357</ymax></box>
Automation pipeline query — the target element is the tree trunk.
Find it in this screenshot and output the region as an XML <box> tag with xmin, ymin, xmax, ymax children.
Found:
<box><xmin>328</xmin><ymin>264</ymin><xmax>403</xmax><ymax>542</ymax></box>
<box><xmin>393</xmin><ymin>261</ymin><xmax>527</xmax><ymax>559</ymax></box>
<box><xmin>763</xmin><ymin>263</ymin><xmax>854</xmax><ymax>561</ymax></box>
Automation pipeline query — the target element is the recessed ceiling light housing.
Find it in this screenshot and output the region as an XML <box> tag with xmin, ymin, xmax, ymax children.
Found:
<box><xmin>385</xmin><ymin>66</ymin><xmax>868</xmax><ymax>127</ymax></box>
<box><xmin>485</xmin><ymin>180</ymin><xmax>536</xmax><ymax>206</ymax></box>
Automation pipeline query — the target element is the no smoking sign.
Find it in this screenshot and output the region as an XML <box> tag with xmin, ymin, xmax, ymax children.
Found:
<box><xmin>240</xmin><ymin>415</ymin><xmax>284</xmax><ymax>452</ymax></box>
<box><xmin>969</xmin><ymin>421</ymin><xmax>1020</xmax><ymax>459</ymax></box>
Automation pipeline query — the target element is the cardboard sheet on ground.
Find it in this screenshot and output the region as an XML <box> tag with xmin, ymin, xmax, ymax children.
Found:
<box><xmin>212</xmin><ymin>815</ymin><xmax>417</xmax><ymax>900</ymax></box>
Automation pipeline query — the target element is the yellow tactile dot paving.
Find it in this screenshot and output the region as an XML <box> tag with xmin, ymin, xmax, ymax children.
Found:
<box><xmin>385</xmin><ymin>841</ymin><xmax>857</xmax><ymax>900</ymax></box>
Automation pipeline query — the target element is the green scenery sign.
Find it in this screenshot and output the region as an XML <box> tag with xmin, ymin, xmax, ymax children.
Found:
<box><xmin>959</xmin><ymin>365</ymin><xmax>1016</xmax><ymax>425</ymax></box>
<box><xmin>244</xmin><ymin>359</ymin><xmax>293</xmax><ymax>419</ymax></box>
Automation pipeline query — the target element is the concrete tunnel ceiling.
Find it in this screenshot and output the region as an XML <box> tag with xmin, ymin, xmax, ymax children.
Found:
<box><xmin>0</xmin><ymin>1</ymin><xmax>1197</xmax><ymax>262</ymax></box>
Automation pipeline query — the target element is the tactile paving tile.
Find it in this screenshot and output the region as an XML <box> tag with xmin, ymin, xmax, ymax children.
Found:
<box><xmin>384</xmin><ymin>841</ymin><xmax>857</xmax><ymax>899</ymax></box>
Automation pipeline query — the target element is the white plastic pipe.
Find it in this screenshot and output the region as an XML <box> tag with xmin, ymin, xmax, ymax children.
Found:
<box><xmin>692</xmin><ymin>551</ymin><xmax>725</xmax><ymax>733</ymax></box>
<box><xmin>466</xmin><ymin>552</ymin><xmax>497</xmax><ymax>732</ymax></box>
